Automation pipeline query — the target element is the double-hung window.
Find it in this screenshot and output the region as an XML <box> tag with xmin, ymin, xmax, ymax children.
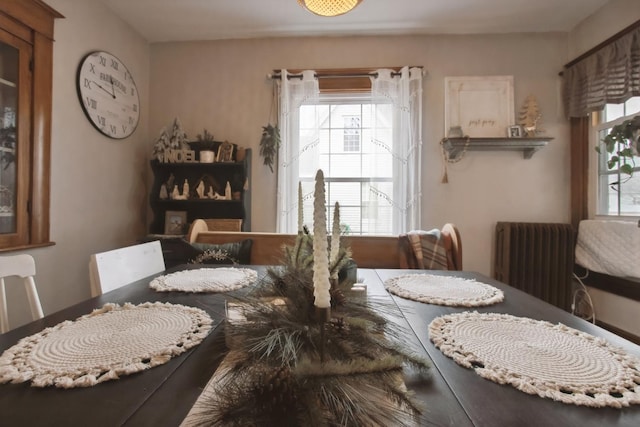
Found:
<box><xmin>594</xmin><ymin>97</ymin><xmax>640</xmax><ymax>216</ymax></box>
<box><xmin>298</xmin><ymin>95</ymin><xmax>394</xmax><ymax>235</ymax></box>
<box><xmin>276</xmin><ymin>67</ymin><xmax>422</xmax><ymax>236</ymax></box>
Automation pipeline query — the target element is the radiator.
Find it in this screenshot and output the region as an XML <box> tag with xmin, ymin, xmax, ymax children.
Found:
<box><xmin>494</xmin><ymin>222</ymin><xmax>575</xmax><ymax>311</ymax></box>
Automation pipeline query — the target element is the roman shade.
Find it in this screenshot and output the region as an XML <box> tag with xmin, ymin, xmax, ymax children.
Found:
<box><xmin>563</xmin><ymin>23</ymin><xmax>640</xmax><ymax>118</ymax></box>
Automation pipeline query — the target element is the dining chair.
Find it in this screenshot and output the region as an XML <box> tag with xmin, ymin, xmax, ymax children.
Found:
<box><xmin>441</xmin><ymin>223</ymin><xmax>463</xmax><ymax>271</ymax></box>
<box><xmin>398</xmin><ymin>223</ymin><xmax>463</xmax><ymax>271</ymax></box>
<box><xmin>89</xmin><ymin>240</ymin><xmax>166</xmax><ymax>296</ymax></box>
<box><xmin>0</xmin><ymin>254</ymin><xmax>44</xmax><ymax>333</ymax></box>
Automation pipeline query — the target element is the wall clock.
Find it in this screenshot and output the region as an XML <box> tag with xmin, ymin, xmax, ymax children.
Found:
<box><xmin>77</xmin><ymin>51</ymin><xmax>140</xmax><ymax>139</ymax></box>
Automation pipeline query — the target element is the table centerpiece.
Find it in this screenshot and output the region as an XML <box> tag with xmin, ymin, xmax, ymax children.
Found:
<box><xmin>189</xmin><ymin>170</ymin><xmax>430</xmax><ymax>426</ymax></box>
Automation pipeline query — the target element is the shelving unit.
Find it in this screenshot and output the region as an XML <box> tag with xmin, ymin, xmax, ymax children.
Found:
<box><xmin>149</xmin><ymin>149</ymin><xmax>251</xmax><ymax>234</ymax></box>
<box><xmin>441</xmin><ymin>137</ymin><xmax>553</xmax><ymax>160</ymax></box>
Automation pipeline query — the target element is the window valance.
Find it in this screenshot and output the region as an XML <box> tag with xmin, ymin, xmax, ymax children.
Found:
<box><xmin>563</xmin><ymin>23</ymin><xmax>640</xmax><ymax>118</ymax></box>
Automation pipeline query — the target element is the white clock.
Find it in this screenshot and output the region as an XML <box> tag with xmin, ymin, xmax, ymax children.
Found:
<box><xmin>77</xmin><ymin>51</ymin><xmax>140</xmax><ymax>139</ymax></box>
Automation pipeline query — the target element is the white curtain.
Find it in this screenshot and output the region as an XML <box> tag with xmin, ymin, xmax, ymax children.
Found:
<box><xmin>276</xmin><ymin>70</ymin><xmax>320</xmax><ymax>232</ymax></box>
<box><xmin>370</xmin><ymin>66</ymin><xmax>423</xmax><ymax>233</ymax></box>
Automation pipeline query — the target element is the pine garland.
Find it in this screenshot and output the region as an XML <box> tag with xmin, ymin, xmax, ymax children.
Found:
<box><xmin>192</xmin><ymin>232</ymin><xmax>430</xmax><ymax>426</ymax></box>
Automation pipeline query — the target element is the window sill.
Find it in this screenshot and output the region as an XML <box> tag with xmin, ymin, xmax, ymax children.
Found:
<box><xmin>0</xmin><ymin>241</ymin><xmax>56</xmax><ymax>253</ymax></box>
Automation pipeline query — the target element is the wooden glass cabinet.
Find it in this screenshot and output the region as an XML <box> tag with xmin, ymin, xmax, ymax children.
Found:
<box><xmin>0</xmin><ymin>0</ymin><xmax>62</xmax><ymax>250</ymax></box>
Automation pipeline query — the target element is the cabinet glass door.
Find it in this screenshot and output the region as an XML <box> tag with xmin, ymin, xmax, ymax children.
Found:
<box><xmin>0</xmin><ymin>40</ymin><xmax>18</xmax><ymax>234</ymax></box>
<box><xmin>0</xmin><ymin>27</ymin><xmax>31</xmax><ymax>246</ymax></box>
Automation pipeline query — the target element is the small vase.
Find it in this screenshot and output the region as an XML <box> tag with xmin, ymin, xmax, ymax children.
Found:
<box><xmin>200</xmin><ymin>150</ymin><xmax>215</xmax><ymax>163</ymax></box>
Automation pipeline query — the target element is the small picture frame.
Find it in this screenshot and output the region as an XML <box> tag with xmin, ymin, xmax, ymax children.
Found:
<box><xmin>164</xmin><ymin>210</ymin><xmax>187</xmax><ymax>235</ymax></box>
<box><xmin>216</xmin><ymin>141</ymin><xmax>235</xmax><ymax>162</ymax></box>
<box><xmin>508</xmin><ymin>125</ymin><xmax>523</xmax><ymax>138</ymax></box>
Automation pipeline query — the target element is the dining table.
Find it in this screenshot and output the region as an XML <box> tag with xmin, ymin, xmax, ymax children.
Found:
<box><xmin>1</xmin><ymin>265</ymin><xmax>639</xmax><ymax>426</ymax></box>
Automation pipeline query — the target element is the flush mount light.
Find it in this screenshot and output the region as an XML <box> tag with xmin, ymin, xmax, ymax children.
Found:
<box><xmin>297</xmin><ymin>0</ymin><xmax>363</xmax><ymax>17</ymax></box>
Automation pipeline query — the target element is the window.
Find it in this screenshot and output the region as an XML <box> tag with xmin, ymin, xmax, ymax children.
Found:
<box><xmin>594</xmin><ymin>97</ymin><xmax>640</xmax><ymax>216</ymax></box>
<box><xmin>0</xmin><ymin>2</ymin><xmax>60</xmax><ymax>250</ymax></box>
<box><xmin>276</xmin><ymin>67</ymin><xmax>422</xmax><ymax>235</ymax></box>
<box><xmin>298</xmin><ymin>96</ymin><xmax>393</xmax><ymax>235</ymax></box>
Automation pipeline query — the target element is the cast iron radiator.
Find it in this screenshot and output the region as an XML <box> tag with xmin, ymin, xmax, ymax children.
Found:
<box><xmin>494</xmin><ymin>222</ymin><xmax>575</xmax><ymax>311</ymax></box>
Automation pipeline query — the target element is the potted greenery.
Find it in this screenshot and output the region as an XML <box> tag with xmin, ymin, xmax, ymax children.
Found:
<box><xmin>190</xmin><ymin>129</ymin><xmax>218</xmax><ymax>163</ymax></box>
<box><xmin>597</xmin><ymin>115</ymin><xmax>640</xmax><ymax>175</ymax></box>
<box><xmin>259</xmin><ymin>124</ymin><xmax>280</xmax><ymax>173</ymax></box>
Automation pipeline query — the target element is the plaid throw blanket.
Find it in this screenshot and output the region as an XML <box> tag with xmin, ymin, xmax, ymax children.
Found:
<box><xmin>399</xmin><ymin>229</ymin><xmax>451</xmax><ymax>270</ymax></box>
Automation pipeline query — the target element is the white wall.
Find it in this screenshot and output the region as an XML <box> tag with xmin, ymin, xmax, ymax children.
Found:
<box><xmin>150</xmin><ymin>33</ymin><xmax>570</xmax><ymax>276</ymax></box>
<box><xmin>4</xmin><ymin>0</ymin><xmax>150</xmax><ymax>330</ymax></box>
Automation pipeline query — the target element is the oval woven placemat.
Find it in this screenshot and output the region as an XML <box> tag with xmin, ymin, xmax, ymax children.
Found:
<box><xmin>149</xmin><ymin>267</ymin><xmax>257</xmax><ymax>293</ymax></box>
<box><xmin>0</xmin><ymin>302</ymin><xmax>213</xmax><ymax>388</ymax></box>
<box><xmin>385</xmin><ymin>274</ymin><xmax>504</xmax><ymax>307</ymax></box>
<box><xmin>429</xmin><ymin>311</ymin><xmax>640</xmax><ymax>408</ymax></box>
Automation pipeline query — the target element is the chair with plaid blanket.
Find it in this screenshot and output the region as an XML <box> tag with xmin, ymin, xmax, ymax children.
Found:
<box><xmin>399</xmin><ymin>224</ymin><xmax>462</xmax><ymax>271</ymax></box>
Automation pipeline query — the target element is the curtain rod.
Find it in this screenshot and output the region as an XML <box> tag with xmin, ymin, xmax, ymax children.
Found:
<box><xmin>563</xmin><ymin>18</ymin><xmax>640</xmax><ymax>70</ymax></box>
<box><xmin>268</xmin><ymin>67</ymin><xmax>424</xmax><ymax>80</ymax></box>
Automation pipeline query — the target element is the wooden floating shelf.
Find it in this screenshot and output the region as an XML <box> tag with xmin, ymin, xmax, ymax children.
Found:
<box><xmin>442</xmin><ymin>137</ymin><xmax>554</xmax><ymax>160</ymax></box>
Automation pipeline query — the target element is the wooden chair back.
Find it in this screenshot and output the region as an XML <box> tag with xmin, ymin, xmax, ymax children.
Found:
<box><xmin>89</xmin><ymin>241</ymin><xmax>165</xmax><ymax>296</ymax></box>
<box><xmin>0</xmin><ymin>254</ymin><xmax>44</xmax><ymax>333</ymax></box>
<box><xmin>442</xmin><ymin>223</ymin><xmax>463</xmax><ymax>270</ymax></box>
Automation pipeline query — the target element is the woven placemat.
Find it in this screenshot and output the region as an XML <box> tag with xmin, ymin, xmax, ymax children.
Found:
<box><xmin>149</xmin><ymin>267</ymin><xmax>257</xmax><ymax>293</ymax></box>
<box><xmin>0</xmin><ymin>302</ymin><xmax>213</xmax><ymax>388</ymax></box>
<box><xmin>385</xmin><ymin>274</ymin><xmax>504</xmax><ymax>307</ymax></box>
<box><xmin>429</xmin><ymin>312</ymin><xmax>640</xmax><ymax>408</ymax></box>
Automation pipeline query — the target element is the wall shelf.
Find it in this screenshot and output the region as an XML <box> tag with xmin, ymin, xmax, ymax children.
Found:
<box><xmin>441</xmin><ymin>137</ymin><xmax>553</xmax><ymax>160</ymax></box>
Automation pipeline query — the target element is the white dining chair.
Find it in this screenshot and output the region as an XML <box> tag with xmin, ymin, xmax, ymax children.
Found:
<box><xmin>89</xmin><ymin>240</ymin><xmax>166</xmax><ymax>297</ymax></box>
<box><xmin>0</xmin><ymin>254</ymin><xmax>44</xmax><ymax>333</ymax></box>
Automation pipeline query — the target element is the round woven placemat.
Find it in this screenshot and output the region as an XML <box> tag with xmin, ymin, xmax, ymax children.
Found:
<box><xmin>385</xmin><ymin>274</ymin><xmax>504</xmax><ymax>307</ymax></box>
<box><xmin>0</xmin><ymin>302</ymin><xmax>213</xmax><ymax>388</ymax></box>
<box><xmin>149</xmin><ymin>267</ymin><xmax>257</xmax><ymax>293</ymax></box>
<box><xmin>429</xmin><ymin>312</ymin><xmax>640</xmax><ymax>408</ymax></box>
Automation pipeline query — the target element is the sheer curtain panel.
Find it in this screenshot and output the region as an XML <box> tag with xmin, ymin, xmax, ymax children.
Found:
<box><xmin>276</xmin><ymin>70</ymin><xmax>320</xmax><ymax>232</ymax></box>
<box><xmin>370</xmin><ymin>67</ymin><xmax>423</xmax><ymax>233</ymax></box>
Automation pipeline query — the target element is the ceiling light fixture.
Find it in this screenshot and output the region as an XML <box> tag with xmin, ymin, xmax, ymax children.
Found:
<box><xmin>297</xmin><ymin>0</ymin><xmax>363</xmax><ymax>17</ymax></box>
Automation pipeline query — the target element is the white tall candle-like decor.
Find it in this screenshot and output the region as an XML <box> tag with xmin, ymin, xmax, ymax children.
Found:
<box><xmin>313</xmin><ymin>170</ymin><xmax>331</xmax><ymax>309</ymax></box>
<box><xmin>298</xmin><ymin>181</ymin><xmax>303</xmax><ymax>233</ymax></box>
<box><xmin>330</xmin><ymin>202</ymin><xmax>341</xmax><ymax>280</ymax></box>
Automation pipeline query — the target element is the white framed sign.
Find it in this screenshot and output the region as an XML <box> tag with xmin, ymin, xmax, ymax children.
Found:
<box><xmin>444</xmin><ymin>76</ymin><xmax>514</xmax><ymax>137</ymax></box>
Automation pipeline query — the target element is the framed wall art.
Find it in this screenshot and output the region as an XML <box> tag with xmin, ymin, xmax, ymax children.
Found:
<box><xmin>444</xmin><ymin>76</ymin><xmax>514</xmax><ymax>138</ymax></box>
<box><xmin>217</xmin><ymin>141</ymin><xmax>235</xmax><ymax>162</ymax></box>
<box><xmin>164</xmin><ymin>210</ymin><xmax>187</xmax><ymax>235</ymax></box>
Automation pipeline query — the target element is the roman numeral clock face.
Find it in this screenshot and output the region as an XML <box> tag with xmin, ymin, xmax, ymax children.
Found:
<box><xmin>77</xmin><ymin>51</ymin><xmax>140</xmax><ymax>139</ymax></box>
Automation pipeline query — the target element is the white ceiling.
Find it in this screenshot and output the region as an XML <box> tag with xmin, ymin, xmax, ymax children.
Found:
<box><xmin>99</xmin><ymin>0</ymin><xmax>610</xmax><ymax>43</ymax></box>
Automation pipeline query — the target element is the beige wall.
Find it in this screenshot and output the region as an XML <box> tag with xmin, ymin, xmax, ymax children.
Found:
<box><xmin>5</xmin><ymin>0</ymin><xmax>150</xmax><ymax>330</ymax></box>
<box><xmin>568</xmin><ymin>0</ymin><xmax>640</xmax><ymax>59</ymax></box>
<box><xmin>151</xmin><ymin>33</ymin><xmax>570</xmax><ymax>276</ymax></box>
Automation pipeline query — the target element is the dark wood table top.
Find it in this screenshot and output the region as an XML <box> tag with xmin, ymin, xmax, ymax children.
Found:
<box><xmin>1</xmin><ymin>266</ymin><xmax>639</xmax><ymax>426</ymax></box>
<box><xmin>375</xmin><ymin>269</ymin><xmax>640</xmax><ymax>427</ymax></box>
